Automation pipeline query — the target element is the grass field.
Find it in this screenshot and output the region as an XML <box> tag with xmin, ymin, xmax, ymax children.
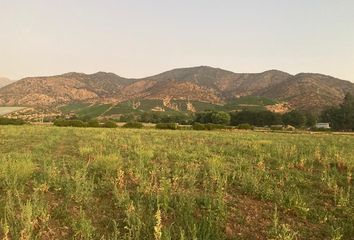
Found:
<box><xmin>0</xmin><ymin>126</ymin><xmax>353</xmax><ymax>239</ymax></box>
<box><xmin>60</xmin><ymin>96</ymin><xmax>277</xmax><ymax>118</ymax></box>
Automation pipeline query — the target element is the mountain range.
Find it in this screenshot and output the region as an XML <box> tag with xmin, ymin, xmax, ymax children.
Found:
<box><xmin>1</xmin><ymin>66</ymin><xmax>353</xmax><ymax>113</ymax></box>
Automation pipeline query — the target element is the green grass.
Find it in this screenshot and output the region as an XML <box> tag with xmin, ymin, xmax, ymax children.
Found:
<box><xmin>75</xmin><ymin>104</ymin><xmax>112</xmax><ymax>119</ymax></box>
<box><xmin>0</xmin><ymin>126</ymin><xmax>352</xmax><ymax>239</ymax></box>
<box><xmin>61</xmin><ymin>96</ymin><xmax>277</xmax><ymax>118</ymax></box>
<box><xmin>104</xmin><ymin>99</ymin><xmax>165</xmax><ymax>115</ymax></box>
<box><xmin>59</xmin><ymin>103</ymin><xmax>91</xmax><ymax>113</ymax></box>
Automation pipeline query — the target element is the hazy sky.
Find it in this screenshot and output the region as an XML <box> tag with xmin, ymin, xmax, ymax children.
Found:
<box><xmin>1</xmin><ymin>0</ymin><xmax>354</xmax><ymax>81</ymax></box>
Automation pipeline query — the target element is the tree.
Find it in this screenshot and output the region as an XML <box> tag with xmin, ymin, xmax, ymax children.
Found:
<box><xmin>305</xmin><ymin>112</ymin><xmax>317</xmax><ymax>127</ymax></box>
<box><xmin>321</xmin><ymin>93</ymin><xmax>354</xmax><ymax>131</ymax></box>
<box><xmin>282</xmin><ymin>111</ymin><xmax>306</xmax><ymax>127</ymax></box>
<box><xmin>230</xmin><ymin>111</ymin><xmax>256</xmax><ymax>126</ymax></box>
<box><xmin>255</xmin><ymin>111</ymin><xmax>282</xmax><ymax>126</ymax></box>
<box><xmin>195</xmin><ymin>111</ymin><xmax>213</xmax><ymax>124</ymax></box>
<box><xmin>210</xmin><ymin>111</ymin><xmax>230</xmax><ymax>125</ymax></box>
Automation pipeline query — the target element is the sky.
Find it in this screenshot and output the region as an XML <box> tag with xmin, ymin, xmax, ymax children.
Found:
<box><xmin>0</xmin><ymin>0</ymin><xmax>354</xmax><ymax>81</ymax></box>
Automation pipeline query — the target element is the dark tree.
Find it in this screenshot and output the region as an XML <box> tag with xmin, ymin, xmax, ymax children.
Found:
<box><xmin>282</xmin><ymin>111</ymin><xmax>306</xmax><ymax>127</ymax></box>
<box><xmin>210</xmin><ymin>111</ymin><xmax>230</xmax><ymax>125</ymax></box>
<box><xmin>321</xmin><ymin>93</ymin><xmax>354</xmax><ymax>131</ymax></box>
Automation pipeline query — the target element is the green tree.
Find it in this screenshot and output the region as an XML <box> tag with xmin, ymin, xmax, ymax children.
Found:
<box><xmin>321</xmin><ymin>93</ymin><xmax>354</xmax><ymax>131</ymax></box>
<box><xmin>210</xmin><ymin>111</ymin><xmax>230</xmax><ymax>125</ymax></box>
<box><xmin>282</xmin><ymin>111</ymin><xmax>306</xmax><ymax>128</ymax></box>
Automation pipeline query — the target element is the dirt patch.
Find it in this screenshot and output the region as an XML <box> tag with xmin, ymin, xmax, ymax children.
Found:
<box><xmin>225</xmin><ymin>193</ymin><xmax>273</xmax><ymax>239</ymax></box>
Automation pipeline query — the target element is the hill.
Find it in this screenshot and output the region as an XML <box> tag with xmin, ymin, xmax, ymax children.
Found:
<box><xmin>0</xmin><ymin>66</ymin><xmax>353</xmax><ymax>113</ymax></box>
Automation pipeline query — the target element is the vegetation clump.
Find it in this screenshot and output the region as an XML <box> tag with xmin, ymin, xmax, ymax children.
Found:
<box><xmin>192</xmin><ymin>123</ymin><xmax>227</xmax><ymax>130</ymax></box>
<box><xmin>321</xmin><ymin>93</ymin><xmax>354</xmax><ymax>131</ymax></box>
<box><xmin>53</xmin><ymin>119</ymin><xmax>87</xmax><ymax>127</ymax></box>
<box><xmin>0</xmin><ymin>117</ymin><xmax>26</xmax><ymax>125</ymax></box>
<box><xmin>102</xmin><ymin>120</ymin><xmax>117</xmax><ymax>128</ymax></box>
<box><xmin>122</xmin><ymin>122</ymin><xmax>144</xmax><ymax>129</ymax></box>
<box><xmin>237</xmin><ymin>123</ymin><xmax>254</xmax><ymax>130</ymax></box>
<box><xmin>155</xmin><ymin>123</ymin><xmax>178</xmax><ymax>130</ymax></box>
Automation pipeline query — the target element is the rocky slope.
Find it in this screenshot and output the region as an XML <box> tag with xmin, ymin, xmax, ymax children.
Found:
<box><xmin>0</xmin><ymin>66</ymin><xmax>353</xmax><ymax>112</ymax></box>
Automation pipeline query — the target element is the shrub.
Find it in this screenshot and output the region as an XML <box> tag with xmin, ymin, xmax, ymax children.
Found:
<box><xmin>192</xmin><ymin>123</ymin><xmax>227</xmax><ymax>131</ymax></box>
<box><xmin>192</xmin><ymin>122</ymin><xmax>207</xmax><ymax>130</ymax></box>
<box><xmin>177</xmin><ymin>125</ymin><xmax>192</xmax><ymax>130</ymax></box>
<box><xmin>0</xmin><ymin>118</ymin><xmax>26</xmax><ymax>125</ymax></box>
<box><xmin>87</xmin><ymin>119</ymin><xmax>100</xmax><ymax>128</ymax></box>
<box><xmin>237</xmin><ymin>123</ymin><xmax>254</xmax><ymax>130</ymax></box>
<box><xmin>102</xmin><ymin>121</ymin><xmax>117</xmax><ymax>128</ymax></box>
<box><xmin>122</xmin><ymin>122</ymin><xmax>144</xmax><ymax>129</ymax></box>
<box><xmin>156</xmin><ymin>123</ymin><xmax>178</xmax><ymax>130</ymax></box>
<box><xmin>53</xmin><ymin>119</ymin><xmax>87</xmax><ymax>127</ymax></box>
<box><xmin>205</xmin><ymin>123</ymin><xmax>226</xmax><ymax>130</ymax></box>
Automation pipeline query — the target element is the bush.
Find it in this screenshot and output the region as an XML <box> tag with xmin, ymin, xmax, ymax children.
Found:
<box><xmin>192</xmin><ymin>122</ymin><xmax>207</xmax><ymax>130</ymax></box>
<box><xmin>156</xmin><ymin>123</ymin><xmax>178</xmax><ymax>130</ymax></box>
<box><xmin>122</xmin><ymin>122</ymin><xmax>144</xmax><ymax>129</ymax></box>
<box><xmin>0</xmin><ymin>117</ymin><xmax>26</xmax><ymax>125</ymax></box>
<box><xmin>237</xmin><ymin>123</ymin><xmax>254</xmax><ymax>130</ymax></box>
<box><xmin>177</xmin><ymin>125</ymin><xmax>192</xmax><ymax>130</ymax></box>
<box><xmin>102</xmin><ymin>121</ymin><xmax>117</xmax><ymax>128</ymax></box>
<box><xmin>87</xmin><ymin>119</ymin><xmax>100</xmax><ymax>128</ymax></box>
<box><xmin>192</xmin><ymin>123</ymin><xmax>227</xmax><ymax>131</ymax></box>
<box><xmin>53</xmin><ymin>119</ymin><xmax>87</xmax><ymax>127</ymax></box>
<box><xmin>205</xmin><ymin>123</ymin><xmax>227</xmax><ymax>130</ymax></box>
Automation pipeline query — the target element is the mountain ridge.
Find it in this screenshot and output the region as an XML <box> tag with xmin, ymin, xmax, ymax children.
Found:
<box><xmin>1</xmin><ymin>66</ymin><xmax>353</xmax><ymax>112</ymax></box>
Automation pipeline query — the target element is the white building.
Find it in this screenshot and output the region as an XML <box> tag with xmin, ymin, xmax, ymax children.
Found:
<box><xmin>315</xmin><ymin>123</ymin><xmax>330</xmax><ymax>129</ymax></box>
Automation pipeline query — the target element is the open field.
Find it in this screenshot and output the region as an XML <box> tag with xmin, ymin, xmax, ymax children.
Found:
<box><xmin>0</xmin><ymin>107</ymin><xmax>26</xmax><ymax>116</ymax></box>
<box><xmin>0</xmin><ymin>126</ymin><xmax>353</xmax><ymax>239</ymax></box>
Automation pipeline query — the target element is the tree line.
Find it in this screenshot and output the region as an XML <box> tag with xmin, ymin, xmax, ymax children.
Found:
<box><xmin>320</xmin><ymin>93</ymin><xmax>354</xmax><ymax>131</ymax></box>
<box><xmin>195</xmin><ymin>93</ymin><xmax>354</xmax><ymax>131</ymax></box>
<box><xmin>195</xmin><ymin>109</ymin><xmax>315</xmax><ymax>128</ymax></box>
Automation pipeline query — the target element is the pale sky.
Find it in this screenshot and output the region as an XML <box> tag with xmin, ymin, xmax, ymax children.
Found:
<box><xmin>1</xmin><ymin>0</ymin><xmax>354</xmax><ymax>81</ymax></box>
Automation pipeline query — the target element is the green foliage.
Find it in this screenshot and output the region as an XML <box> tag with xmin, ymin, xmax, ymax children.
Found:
<box><xmin>210</xmin><ymin>111</ymin><xmax>230</xmax><ymax>125</ymax></box>
<box><xmin>53</xmin><ymin>119</ymin><xmax>87</xmax><ymax>127</ymax></box>
<box><xmin>237</xmin><ymin>123</ymin><xmax>254</xmax><ymax>130</ymax></box>
<box><xmin>282</xmin><ymin>111</ymin><xmax>306</xmax><ymax>127</ymax></box>
<box><xmin>122</xmin><ymin>122</ymin><xmax>144</xmax><ymax>129</ymax></box>
<box><xmin>230</xmin><ymin>110</ymin><xmax>282</xmax><ymax>127</ymax></box>
<box><xmin>59</xmin><ymin>102</ymin><xmax>91</xmax><ymax>113</ymax></box>
<box><xmin>321</xmin><ymin>93</ymin><xmax>354</xmax><ymax>131</ymax></box>
<box><xmin>102</xmin><ymin>121</ymin><xmax>117</xmax><ymax>128</ymax></box>
<box><xmin>87</xmin><ymin>119</ymin><xmax>100</xmax><ymax>128</ymax></box>
<box><xmin>0</xmin><ymin>117</ymin><xmax>26</xmax><ymax>125</ymax></box>
<box><xmin>59</xmin><ymin>119</ymin><xmax>86</xmax><ymax>127</ymax></box>
<box><xmin>155</xmin><ymin>123</ymin><xmax>178</xmax><ymax>130</ymax></box>
<box><xmin>192</xmin><ymin>123</ymin><xmax>227</xmax><ymax>130</ymax></box>
<box><xmin>305</xmin><ymin>112</ymin><xmax>317</xmax><ymax>127</ymax></box>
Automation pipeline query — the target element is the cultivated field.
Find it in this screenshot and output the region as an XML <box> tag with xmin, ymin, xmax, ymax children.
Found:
<box><xmin>0</xmin><ymin>126</ymin><xmax>353</xmax><ymax>239</ymax></box>
<box><xmin>0</xmin><ymin>107</ymin><xmax>26</xmax><ymax>116</ymax></box>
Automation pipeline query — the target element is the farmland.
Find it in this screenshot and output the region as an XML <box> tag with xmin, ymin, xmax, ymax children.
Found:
<box><xmin>0</xmin><ymin>126</ymin><xmax>353</xmax><ymax>239</ymax></box>
<box><xmin>0</xmin><ymin>107</ymin><xmax>26</xmax><ymax>116</ymax></box>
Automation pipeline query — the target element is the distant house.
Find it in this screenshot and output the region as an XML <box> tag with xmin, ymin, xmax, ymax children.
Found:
<box><xmin>315</xmin><ymin>123</ymin><xmax>330</xmax><ymax>129</ymax></box>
